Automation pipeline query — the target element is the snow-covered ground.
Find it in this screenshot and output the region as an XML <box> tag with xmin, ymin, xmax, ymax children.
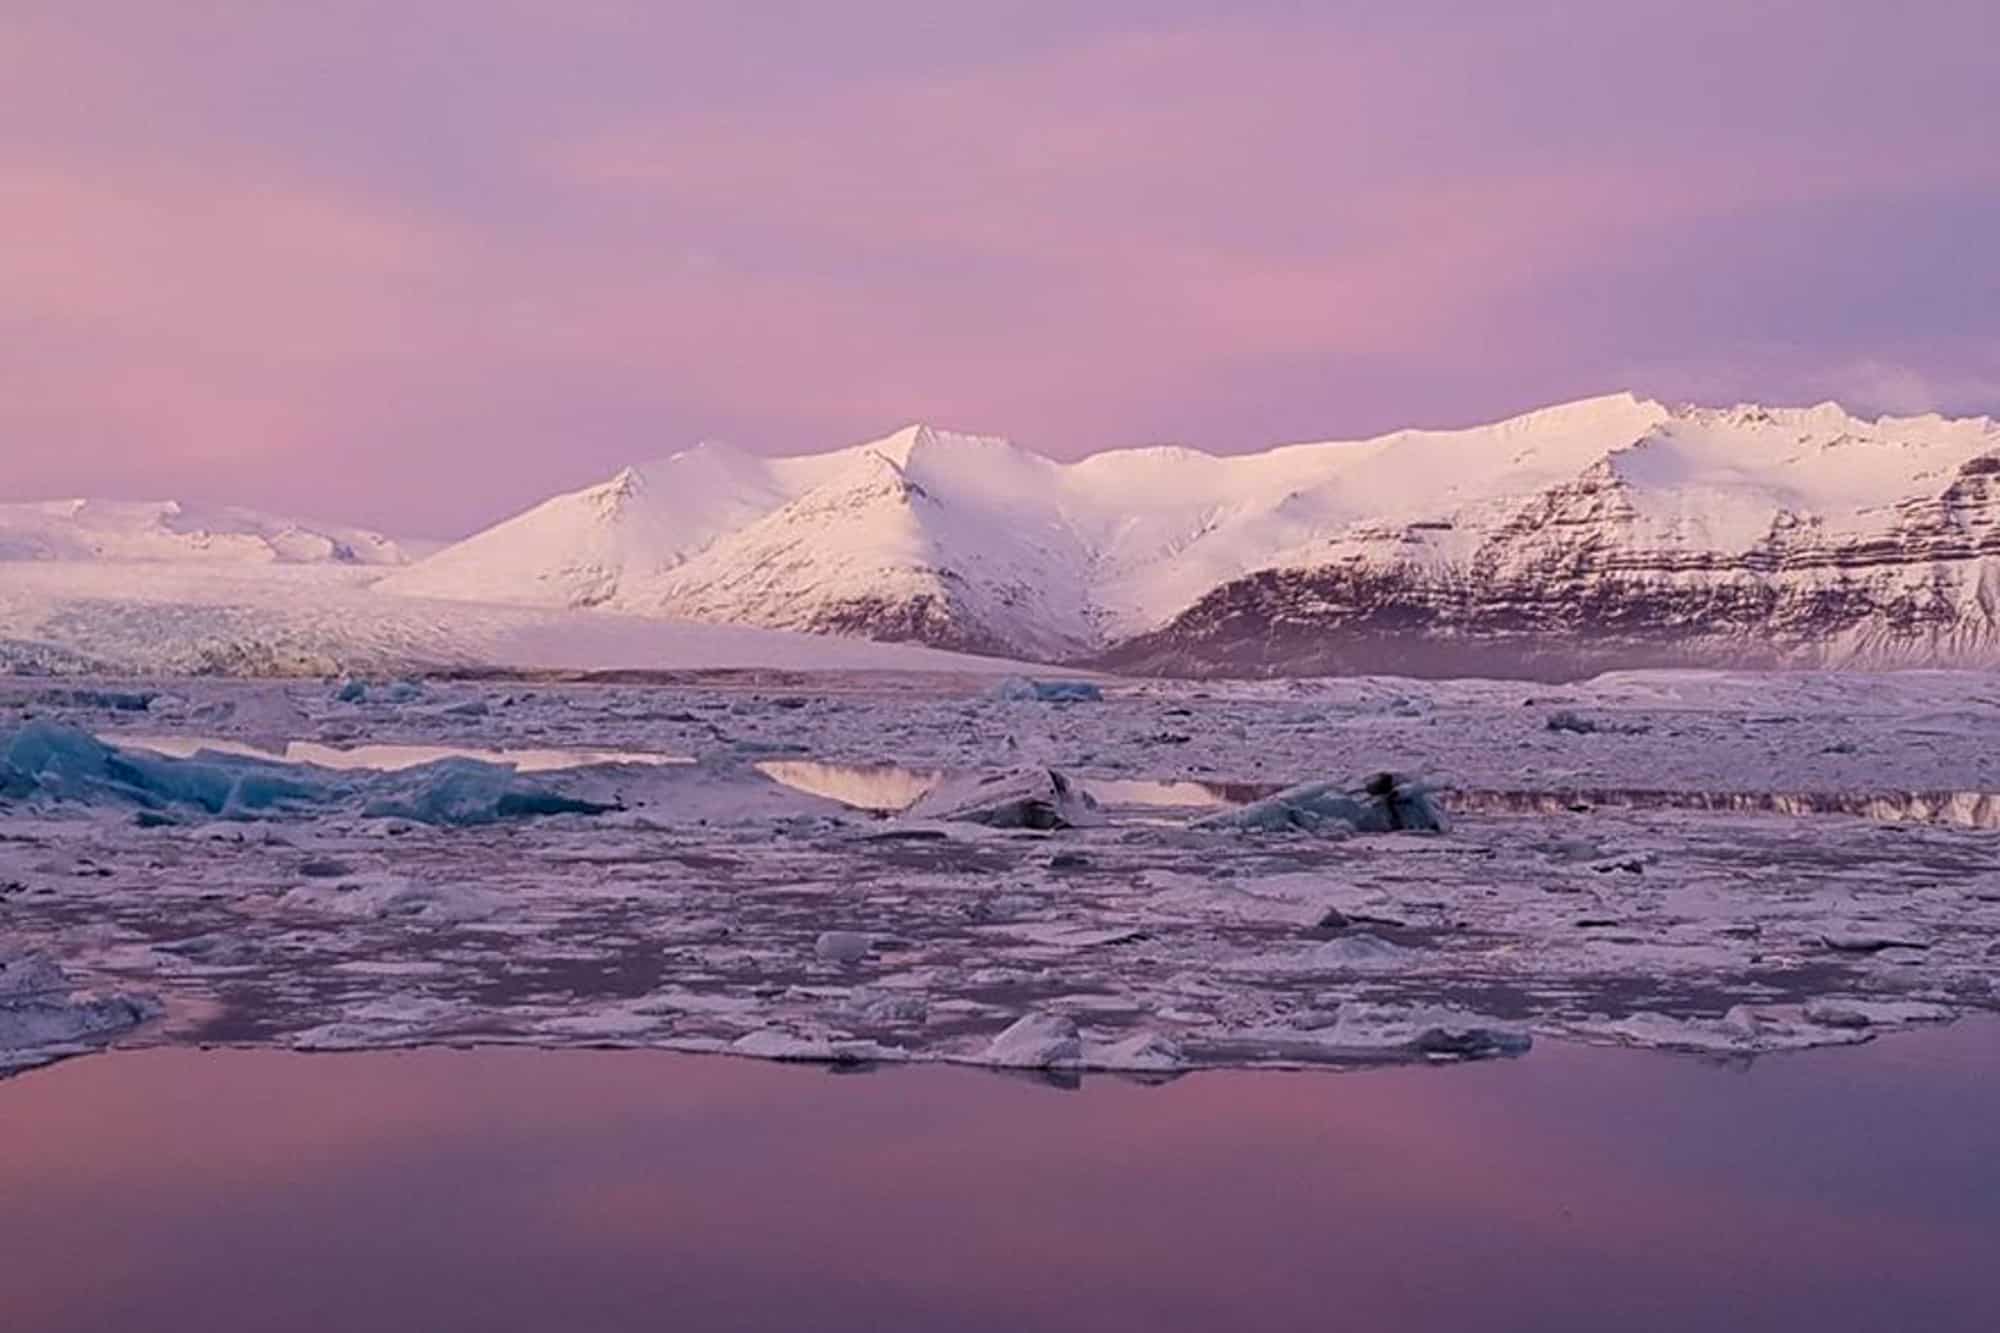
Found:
<box><xmin>3</xmin><ymin>670</ymin><xmax>1994</xmax><ymax>1078</ymax></box>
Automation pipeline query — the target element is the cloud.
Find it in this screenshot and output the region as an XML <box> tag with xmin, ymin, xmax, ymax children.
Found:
<box><xmin>3</xmin><ymin>3</ymin><xmax>1997</xmax><ymax>533</ymax></box>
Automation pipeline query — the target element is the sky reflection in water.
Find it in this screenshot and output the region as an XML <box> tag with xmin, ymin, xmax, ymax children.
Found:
<box><xmin>2</xmin><ymin>1023</ymin><xmax>1996</xmax><ymax>1332</ymax></box>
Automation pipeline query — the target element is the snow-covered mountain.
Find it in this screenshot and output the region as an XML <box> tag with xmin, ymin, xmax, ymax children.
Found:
<box><xmin>374</xmin><ymin>444</ymin><xmax>819</xmax><ymax>607</ymax></box>
<box><xmin>0</xmin><ymin>499</ymin><xmax>411</xmax><ymax>566</ymax></box>
<box><xmin>379</xmin><ymin>393</ymin><xmax>2000</xmax><ymax>676</ymax></box>
<box><xmin>1104</xmin><ymin>397</ymin><xmax>2000</xmax><ymax>676</ymax></box>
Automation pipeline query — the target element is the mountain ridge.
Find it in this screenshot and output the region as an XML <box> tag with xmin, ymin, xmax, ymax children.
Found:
<box><xmin>18</xmin><ymin>392</ymin><xmax>2000</xmax><ymax>678</ymax></box>
<box><xmin>0</xmin><ymin>498</ymin><xmax>413</xmax><ymax>567</ymax></box>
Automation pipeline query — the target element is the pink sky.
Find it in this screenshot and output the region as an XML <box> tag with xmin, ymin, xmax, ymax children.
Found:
<box><xmin>4</xmin><ymin>1</ymin><xmax>1997</xmax><ymax>536</ymax></box>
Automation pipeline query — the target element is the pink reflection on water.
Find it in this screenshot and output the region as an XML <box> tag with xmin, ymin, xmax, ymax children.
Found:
<box><xmin>2</xmin><ymin>1024</ymin><xmax>1996</xmax><ymax>1332</ymax></box>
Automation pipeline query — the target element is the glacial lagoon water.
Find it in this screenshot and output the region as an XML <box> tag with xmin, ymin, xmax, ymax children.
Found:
<box><xmin>104</xmin><ymin>736</ymin><xmax>2000</xmax><ymax>828</ymax></box>
<box><xmin>3</xmin><ymin>1020</ymin><xmax>1995</xmax><ymax>1333</ymax></box>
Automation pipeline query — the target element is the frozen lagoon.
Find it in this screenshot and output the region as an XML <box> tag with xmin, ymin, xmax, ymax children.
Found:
<box><xmin>2</xmin><ymin>669</ymin><xmax>1997</xmax><ymax>1075</ymax></box>
<box><xmin>2</xmin><ymin>1020</ymin><xmax>1997</xmax><ymax>1333</ymax></box>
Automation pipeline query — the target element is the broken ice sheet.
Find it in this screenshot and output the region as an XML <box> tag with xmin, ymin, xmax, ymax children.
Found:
<box><xmin>2</xmin><ymin>671</ymin><xmax>1997</xmax><ymax>1078</ymax></box>
<box><xmin>1</xmin><ymin>951</ymin><xmax>157</xmax><ymax>1073</ymax></box>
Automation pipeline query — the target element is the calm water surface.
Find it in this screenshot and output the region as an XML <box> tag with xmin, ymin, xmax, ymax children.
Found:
<box><xmin>3</xmin><ymin>1022</ymin><xmax>1996</xmax><ymax>1332</ymax></box>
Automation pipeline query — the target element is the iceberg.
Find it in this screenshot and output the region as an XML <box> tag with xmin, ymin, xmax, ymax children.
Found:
<box><xmin>989</xmin><ymin>677</ymin><xmax>1104</xmax><ymax>703</ymax></box>
<box><xmin>358</xmin><ymin>758</ymin><xmax>617</xmax><ymax>826</ymax></box>
<box><xmin>1194</xmin><ymin>772</ymin><xmax>1448</xmax><ymax>834</ymax></box>
<box><xmin>901</xmin><ymin>767</ymin><xmax>1101</xmax><ymax>830</ymax></box>
<box><xmin>0</xmin><ymin>719</ymin><xmax>616</xmax><ymax>827</ymax></box>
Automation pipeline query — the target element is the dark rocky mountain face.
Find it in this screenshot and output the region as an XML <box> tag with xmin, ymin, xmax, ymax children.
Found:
<box><xmin>1092</xmin><ymin>447</ymin><xmax>2000</xmax><ymax>680</ymax></box>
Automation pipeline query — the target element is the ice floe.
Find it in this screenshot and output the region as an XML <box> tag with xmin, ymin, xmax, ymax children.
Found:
<box><xmin>0</xmin><ymin>951</ymin><xmax>157</xmax><ymax>1073</ymax></box>
<box><xmin>1313</xmin><ymin>1003</ymin><xmax>1532</xmax><ymax>1060</ymax></box>
<box><xmin>1194</xmin><ymin>773</ymin><xmax>1447</xmax><ymax>834</ymax></box>
<box><xmin>989</xmin><ymin>677</ymin><xmax>1105</xmax><ymax>703</ymax></box>
<box><xmin>2</xmin><ymin>670</ymin><xmax>1996</xmax><ymax>1080</ymax></box>
<box><xmin>901</xmin><ymin>767</ymin><xmax>1101</xmax><ymax>830</ymax></box>
<box><xmin>980</xmin><ymin>1013</ymin><xmax>1084</xmax><ymax>1069</ymax></box>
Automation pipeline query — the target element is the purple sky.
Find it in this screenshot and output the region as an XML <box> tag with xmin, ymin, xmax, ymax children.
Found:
<box><xmin>6</xmin><ymin>1</ymin><xmax>1998</xmax><ymax>537</ymax></box>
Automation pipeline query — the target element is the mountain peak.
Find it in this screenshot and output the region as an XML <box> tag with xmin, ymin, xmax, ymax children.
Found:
<box><xmin>859</xmin><ymin>422</ymin><xmax>1020</xmax><ymax>466</ymax></box>
<box><xmin>862</xmin><ymin>423</ymin><xmax>936</xmax><ymax>463</ymax></box>
<box><xmin>673</xmin><ymin>438</ymin><xmax>746</xmax><ymax>462</ymax></box>
<box><xmin>375</xmin><ymin>392</ymin><xmax>2000</xmax><ymax>671</ymax></box>
<box><xmin>1486</xmin><ymin>390</ymin><xmax>1667</xmax><ymax>435</ymax></box>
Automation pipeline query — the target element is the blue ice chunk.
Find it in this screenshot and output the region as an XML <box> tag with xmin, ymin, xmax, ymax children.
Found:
<box><xmin>990</xmin><ymin>677</ymin><xmax>1104</xmax><ymax>703</ymax></box>
<box><xmin>359</xmin><ymin>759</ymin><xmax>617</xmax><ymax>826</ymax></box>
<box><xmin>1194</xmin><ymin>773</ymin><xmax>1449</xmax><ymax>835</ymax></box>
<box><xmin>0</xmin><ymin>720</ymin><xmax>610</xmax><ymax>826</ymax></box>
<box><xmin>1</xmin><ymin>720</ymin><xmax>329</xmax><ymax>814</ymax></box>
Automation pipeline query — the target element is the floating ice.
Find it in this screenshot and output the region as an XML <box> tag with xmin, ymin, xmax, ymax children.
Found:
<box><xmin>2</xmin><ymin>719</ymin><xmax>326</xmax><ymax>815</ymax></box>
<box><xmin>728</xmin><ymin>1029</ymin><xmax>896</xmax><ymax>1064</ymax></box>
<box><xmin>1311</xmin><ymin>933</ymin><xmax>1418</xmax><ymax>970</ymax></box>
<box><xmin>1313</xmin><ymin>1003</ymin><xmax>1530</xmax><ymax>1058</ymax></box>
<box><xmin>289</xmin><ymin>996</ymin><xmax>473</xmax><ymax>1051</ymax></box>
<box><xmin>5</xmin><ymin>672</ymin><xmax>1997</xmax><ymax>1077</ymax></box>
<box><xmin>902</xmin><ymin>767</ymin><xmax>1101</xmax><ymax>830</ymax></box>
<box><xmin>842</xmin><ymin>989</ymin><xmax>929</xmax><ymax>1026</ymax></box>
<box><xmin>1560</xmin><ymin>1006</ymin><xmax>1880</xmax><ymax>1054</ymax></box>
<box><xmin>981</xmin><ymin>1013</ymin><xmax>1084</xmax><ymax>1068</ymax></box>
<box><xmin>990</xmin><ymin>677</ymin><xmax>1104</xmax><ymax>703</ymax></box>
<box><xmin>0</xmin><ymin>950</ymin><xmax>156</xmax><ymax>1071</ymax></box>
<box><xmin>227</xmin><ymin>689</ymin><xmax>313</xmax><ymax>744</ymax></box>
<box><xmin>1087</xmin><ymin>1030</ymin><xmax>1186</xmax><ymax>1072</ymax></box>
<box><xmin>277</xmin><ymin>875</ymin><xmax>504</xmax><ymax>924</ymax></box>
<box><xmin>358</xmin><ymin>759</ymin><xmax>618</xmax><ymax>826</ymax></box>
<box><xmin>1194</xmin><ymin>772</ymin><xmax>1447</xmax><ymax>834</ymax></box>
<box><xmin>0</xmin><ymin>719</ymin><xmax>623</xmax><ymax>827</ymax></box>
<box><xmin>1802</xmin><ymin>997</ymin><xmax>1954</xmax><ymax>1029</ymax></box>
<box><xmin>813</xmin><ymin>931</ymin><xmax>872</xmax><ymax>965</ymax></box>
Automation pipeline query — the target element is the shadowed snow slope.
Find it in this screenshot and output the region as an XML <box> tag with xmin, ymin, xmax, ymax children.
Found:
<box><xmin>374</xmin><ymin>395</ymin><xmax>2000</xmax><ymax>674</ymax></box>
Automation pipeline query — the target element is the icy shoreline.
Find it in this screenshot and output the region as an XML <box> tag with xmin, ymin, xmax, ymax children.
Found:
<box><xmin>3</xmin><ymin>670</ymin><xmax>1995</xmax><ymax>1078</ymax></box>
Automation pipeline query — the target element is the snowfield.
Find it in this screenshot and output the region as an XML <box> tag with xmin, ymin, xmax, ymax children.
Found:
<box><xmin>3</xmin><ymin>670</ymin><xmax>1994</xmax><ymax>1078</ymax></box>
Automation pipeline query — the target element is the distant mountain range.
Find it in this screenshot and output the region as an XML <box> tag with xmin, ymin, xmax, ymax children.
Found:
<box><xmin>0</xmin><ymin>499</ymin><xmax>413</xmax><ymax>567</ymax></box>
<box><xmin>12</xmin><ymin>393</ymin><xmax>2000</xmax><ymax>677</ymax></box>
